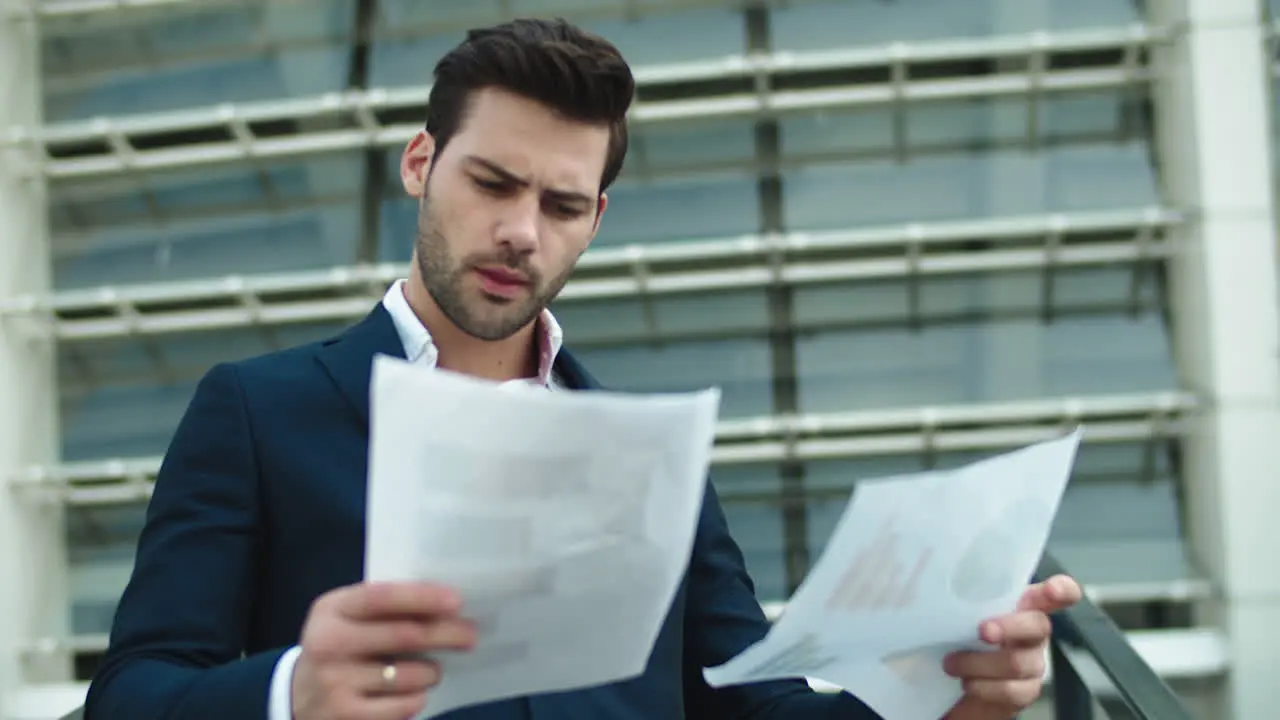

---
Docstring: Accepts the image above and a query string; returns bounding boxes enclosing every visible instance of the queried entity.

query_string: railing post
[1039,553,1195,720]
[0,0,73,710]
[1050,641,1094,720]
[1148,0,1280,716]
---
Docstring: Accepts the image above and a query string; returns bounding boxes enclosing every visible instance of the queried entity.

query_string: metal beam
[0,208,1179,342]
[0,1,72,698]
[746,1,809,595]
[7,26,1161,180]
[1151,1,1280,718]
[8,391,1196,507]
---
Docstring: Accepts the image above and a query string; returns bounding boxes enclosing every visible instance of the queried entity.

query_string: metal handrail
[1038,552,1197,720]
[56,551,1194,720]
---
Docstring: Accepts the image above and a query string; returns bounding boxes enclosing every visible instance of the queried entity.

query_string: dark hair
[425,18,635,193]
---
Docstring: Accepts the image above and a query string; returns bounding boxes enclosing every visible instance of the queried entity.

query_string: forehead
[445,87,612,195]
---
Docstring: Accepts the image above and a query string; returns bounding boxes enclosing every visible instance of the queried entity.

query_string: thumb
[1018,575,1082,613]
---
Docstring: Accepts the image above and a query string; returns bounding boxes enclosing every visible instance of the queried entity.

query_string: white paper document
[703,428,1083,720]
[363,355,721,719]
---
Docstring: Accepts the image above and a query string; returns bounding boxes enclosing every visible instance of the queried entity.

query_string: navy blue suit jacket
[84,305,882,720]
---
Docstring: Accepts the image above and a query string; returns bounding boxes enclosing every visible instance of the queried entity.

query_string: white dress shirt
[267,279,566,719]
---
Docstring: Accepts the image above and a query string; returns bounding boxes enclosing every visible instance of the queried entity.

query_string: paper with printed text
[364,355,720,719]
[703,429,1083,720]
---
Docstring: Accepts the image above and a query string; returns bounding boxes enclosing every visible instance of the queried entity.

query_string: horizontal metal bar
[1038,553,1198,720]
[1,207,1179,342]
[12,25,1159,180]
[712,418,1186,465]
[10,391,1196,506]
[33,0,221,19]
[35,0,816,83]
[47,123,1144,241]
[52,299,1172,403]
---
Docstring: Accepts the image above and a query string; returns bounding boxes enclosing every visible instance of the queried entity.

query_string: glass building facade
[2,0,1278,718]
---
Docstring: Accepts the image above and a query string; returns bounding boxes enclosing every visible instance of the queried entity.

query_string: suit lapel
[553,348,601,391]
[315,304,407,429]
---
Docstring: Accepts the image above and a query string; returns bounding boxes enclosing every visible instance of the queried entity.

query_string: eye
[473,177,508,194]
[547,203,585,220]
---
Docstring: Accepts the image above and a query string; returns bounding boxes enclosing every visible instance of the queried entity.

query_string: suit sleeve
[681,481,884,720]
[84,363,285,720]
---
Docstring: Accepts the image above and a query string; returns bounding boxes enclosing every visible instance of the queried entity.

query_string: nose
[494,193,540,256]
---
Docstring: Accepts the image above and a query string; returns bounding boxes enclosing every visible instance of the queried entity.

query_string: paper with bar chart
[702,428,1083,720]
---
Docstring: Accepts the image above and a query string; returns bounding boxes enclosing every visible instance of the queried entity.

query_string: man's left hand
[941,574,1084,720]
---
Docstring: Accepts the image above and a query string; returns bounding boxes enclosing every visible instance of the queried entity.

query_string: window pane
[783,92,1141,162]
[67,504,147,635]
[592,174,760,247]
[713,465,786,602]
[42,0,355,120]
[771,0,1141,53]
[794,307,1176,413]
[60,322,348,461]
[782,143,1160,232]
[554,290,770,346]
[571,338,774,419]
[52,153,365,289]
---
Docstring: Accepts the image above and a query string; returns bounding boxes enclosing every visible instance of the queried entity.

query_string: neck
[402,276,540,383]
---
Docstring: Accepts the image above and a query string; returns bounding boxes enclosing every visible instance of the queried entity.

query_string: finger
[336,618,478,658]
[338,691,430,720]
[944,647,1046,681]
[361,658,442,697]
[945,696,1015,720]
[959,677,1043,710]
[980,610,1052,647]
[1017,574,1083,613]
[337,582,463,621]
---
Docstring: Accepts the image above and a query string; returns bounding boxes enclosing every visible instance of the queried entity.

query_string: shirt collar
[380,279,563,387]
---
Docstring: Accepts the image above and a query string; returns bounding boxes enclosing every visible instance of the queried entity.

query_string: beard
[414,195,577,342]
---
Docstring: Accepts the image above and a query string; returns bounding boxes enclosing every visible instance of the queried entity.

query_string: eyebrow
[464,155,596,208]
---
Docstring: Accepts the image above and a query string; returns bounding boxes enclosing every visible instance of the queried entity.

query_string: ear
[400,130,436,198]
[588,192,609,245]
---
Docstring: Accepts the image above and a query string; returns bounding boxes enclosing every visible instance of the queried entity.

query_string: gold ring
[381,662,397,689]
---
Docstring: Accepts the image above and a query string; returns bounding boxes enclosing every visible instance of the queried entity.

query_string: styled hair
[425,18,636,192]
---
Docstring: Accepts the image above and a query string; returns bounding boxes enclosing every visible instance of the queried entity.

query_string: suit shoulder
[206,335,333,391]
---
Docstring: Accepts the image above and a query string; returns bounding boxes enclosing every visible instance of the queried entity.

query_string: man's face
[399,88,611,341]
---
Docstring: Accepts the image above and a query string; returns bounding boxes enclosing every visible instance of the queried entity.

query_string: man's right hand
[291,582,477,720]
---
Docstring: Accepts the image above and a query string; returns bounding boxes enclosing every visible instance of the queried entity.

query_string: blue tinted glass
[595,174,760,246]
[578,8,744,66]
[67,506,147,634]
[772,0,1141,52]
[555,291,770,347]
[712,465,786,602]
[794,304,1175,413]
[571,338,774,419]
[782,143,1158,232]
[783,92,1138,163]
[62,383,199,460]
[42,1,354,120]
[53,203,361,289]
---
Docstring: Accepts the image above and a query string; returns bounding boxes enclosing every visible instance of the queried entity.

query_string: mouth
[473,267,530,299]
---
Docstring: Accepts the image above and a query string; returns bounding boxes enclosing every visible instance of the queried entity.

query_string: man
[84,18,1080,720]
